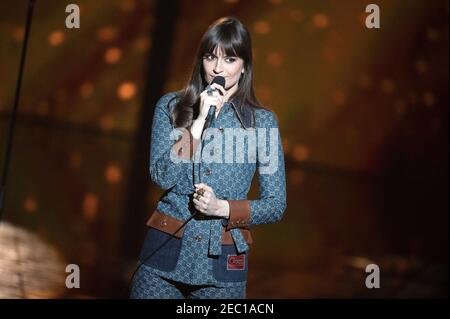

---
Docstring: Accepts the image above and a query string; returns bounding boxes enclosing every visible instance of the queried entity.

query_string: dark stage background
[0,0,448,298]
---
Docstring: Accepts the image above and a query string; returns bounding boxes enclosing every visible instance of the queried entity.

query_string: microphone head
[211,76,225,88]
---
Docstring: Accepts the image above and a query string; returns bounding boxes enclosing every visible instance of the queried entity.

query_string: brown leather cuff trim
[222,228,253,245]
[226,200,251,230]
[145,209,185,238]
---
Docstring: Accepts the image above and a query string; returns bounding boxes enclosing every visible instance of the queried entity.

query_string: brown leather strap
[146,210,185,238]
[146,209,252,244]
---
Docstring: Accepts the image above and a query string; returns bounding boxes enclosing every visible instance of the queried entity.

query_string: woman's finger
[198,195,209,205]
[194,198,207,208]
[210,83,226,96]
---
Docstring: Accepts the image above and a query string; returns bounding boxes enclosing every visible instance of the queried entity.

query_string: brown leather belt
[146,209,253,245]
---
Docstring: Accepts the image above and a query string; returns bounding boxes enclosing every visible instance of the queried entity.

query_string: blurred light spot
[256,85,272,101]
[134,36,151,52]
[254,21,271,35]
[289,8,304,22]
[291,144,309,162]
[323,46,337,62]
[99,115,116,131]
[423,91,435,107]
[69,151,82,169]
[289,169,304,186]
[118,82,137,100]
[97,26,118,42]
[331,90,347,106]
[48,31,65,46]
[313,14,329,28]
[166,81,181,92]
[358,74,372,89]
[83,193,98,222]
[346,256,374,270]
[104,47,122,64]
[282,138,291,154]
[36,101,49,117]
[415,60,428,74]
[80,82,94,99]
[266,51,284,67]
[381,79,395,94]
[393,257,410,273]
[24,197,37,214]
[426,28,439,42]
[119,0,137,12]
[394,99,407,115]
[12,27,24,42]
[105,164,122,184]
[0,222,66,298]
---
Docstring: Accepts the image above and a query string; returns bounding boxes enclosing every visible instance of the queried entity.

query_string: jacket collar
[229,97,255,129]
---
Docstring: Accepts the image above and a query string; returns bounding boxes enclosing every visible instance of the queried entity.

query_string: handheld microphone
[204,76,225,131]
[208,75,226,95]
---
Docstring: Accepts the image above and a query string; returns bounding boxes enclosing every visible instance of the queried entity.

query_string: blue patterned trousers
[130,264,246,299]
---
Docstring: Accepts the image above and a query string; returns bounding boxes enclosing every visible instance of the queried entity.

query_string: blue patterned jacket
[139,91,287,287]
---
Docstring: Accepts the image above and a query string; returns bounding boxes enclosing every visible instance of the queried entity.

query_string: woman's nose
[213,60,223,74]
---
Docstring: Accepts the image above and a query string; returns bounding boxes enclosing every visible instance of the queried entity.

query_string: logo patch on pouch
[227,255,245,270]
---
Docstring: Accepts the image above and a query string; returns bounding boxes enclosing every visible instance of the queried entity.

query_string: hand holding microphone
[190,76,226,140]
[198,76,226,121]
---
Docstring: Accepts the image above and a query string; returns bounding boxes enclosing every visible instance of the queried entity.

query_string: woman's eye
[204,54,215,61]
[225,57,236,63]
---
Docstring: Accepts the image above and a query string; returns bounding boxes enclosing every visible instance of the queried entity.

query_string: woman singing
[130,16,287,299]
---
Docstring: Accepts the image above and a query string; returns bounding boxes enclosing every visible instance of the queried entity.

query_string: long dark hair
[172,17,265,128]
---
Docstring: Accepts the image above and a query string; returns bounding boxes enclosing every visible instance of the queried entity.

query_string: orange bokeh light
[105,47,122,64]
[117,82,137,100]
[83,193,99,221]
[105,164,122,184]
[313,14,329,29]
[48,31,65,46]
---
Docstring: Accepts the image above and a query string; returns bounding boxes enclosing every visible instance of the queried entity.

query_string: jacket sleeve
[149,94,201,190]
[226,110,287,230]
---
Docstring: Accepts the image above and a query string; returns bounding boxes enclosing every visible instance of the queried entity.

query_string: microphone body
[203,76,225,131]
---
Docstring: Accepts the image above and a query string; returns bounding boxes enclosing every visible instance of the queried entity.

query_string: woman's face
[202,46,244,90]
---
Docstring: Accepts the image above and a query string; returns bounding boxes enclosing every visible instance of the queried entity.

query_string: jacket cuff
[225,200,250,230]
[171,127,201,160]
